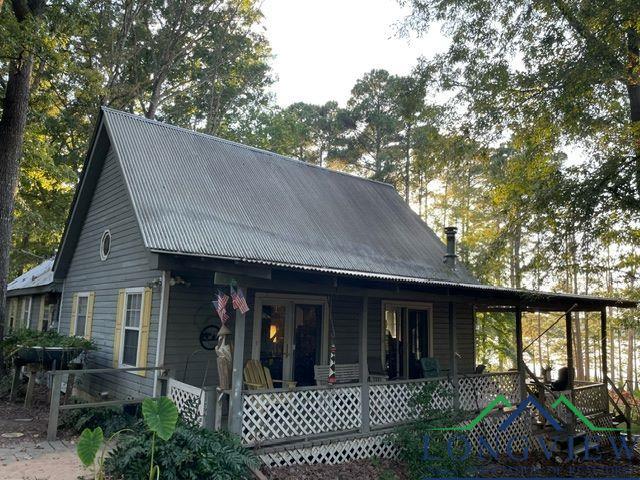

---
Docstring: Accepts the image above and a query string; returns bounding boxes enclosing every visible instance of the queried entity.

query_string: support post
[448,301,459,407]
[565,311,576,435]
[360,295,370,433]
[228,307,246,436]
[600,308,608,380]
[47,372,63,441]
[9,363,21,402]
[515,306,526,402]
[565,311,574,388]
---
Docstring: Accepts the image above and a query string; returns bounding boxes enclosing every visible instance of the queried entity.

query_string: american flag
[213,291,230,323]
[231,286,250,314]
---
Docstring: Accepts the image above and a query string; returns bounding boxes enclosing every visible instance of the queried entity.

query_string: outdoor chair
[314,364,387,386]
[551,366,574,391]
[420,357,441,378]
[243,359,296,390]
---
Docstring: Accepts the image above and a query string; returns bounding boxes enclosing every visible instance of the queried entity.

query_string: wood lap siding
[164,270,221,388]
[59,147,161,398]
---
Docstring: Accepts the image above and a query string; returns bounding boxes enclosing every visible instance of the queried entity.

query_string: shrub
[1,329,96,356]
[104,419,257,480]
[393,381,478,478]
[61,403,139,437]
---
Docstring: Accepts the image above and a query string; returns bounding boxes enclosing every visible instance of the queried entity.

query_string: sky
[260,0,447,107]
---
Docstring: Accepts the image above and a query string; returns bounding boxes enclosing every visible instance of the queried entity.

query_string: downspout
[153,270,170,397]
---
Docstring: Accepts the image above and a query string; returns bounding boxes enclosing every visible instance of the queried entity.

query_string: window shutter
[69,294,79,336]
[37,296,46,331]
[135,287,153,377]
[85,292,95,340]
[113,289,126,368]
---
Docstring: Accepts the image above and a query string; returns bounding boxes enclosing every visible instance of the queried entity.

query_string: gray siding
[163,284,477,388]
[60,147,161,398]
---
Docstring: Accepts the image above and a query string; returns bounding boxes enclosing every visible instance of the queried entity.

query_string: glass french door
[253,295,328,387]
[383,302,432,380]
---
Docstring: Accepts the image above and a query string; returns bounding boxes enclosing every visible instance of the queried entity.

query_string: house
[6,258,61,333]
[50,107,637,465]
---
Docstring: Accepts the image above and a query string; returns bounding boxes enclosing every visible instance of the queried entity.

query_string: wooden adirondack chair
[243,360,296,390]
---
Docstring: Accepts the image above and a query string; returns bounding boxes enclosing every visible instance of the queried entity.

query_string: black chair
[551,366,574,391]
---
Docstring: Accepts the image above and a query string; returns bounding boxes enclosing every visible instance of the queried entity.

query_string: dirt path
[0,439,85,480]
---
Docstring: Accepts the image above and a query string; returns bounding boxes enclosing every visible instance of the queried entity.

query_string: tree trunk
[584,313,590,381]
[537,312,544,374]
[404,123,411,203]
[626,27,640,193]
[617,328,623,388]
[627,328,635,391]
[0,52,35,339]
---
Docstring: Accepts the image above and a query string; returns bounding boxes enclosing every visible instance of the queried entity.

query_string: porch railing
[571,382,608,416]
[166,378,216,429]
[240,371,520,447]
[242,383,361,446]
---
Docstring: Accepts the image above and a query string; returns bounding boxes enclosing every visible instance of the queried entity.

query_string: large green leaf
[77,427,103,467]
[142,397,178,441]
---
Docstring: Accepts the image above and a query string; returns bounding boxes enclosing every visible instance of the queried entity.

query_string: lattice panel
[242,386,361,446]
[572,384,608,416]
[259,433,396,467]
[458,372,520,411]
[369,378,452,427]
[456,409,533,454]
[167,378,206,427]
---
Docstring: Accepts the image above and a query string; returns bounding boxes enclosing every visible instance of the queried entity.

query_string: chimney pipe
[444,226,458,268]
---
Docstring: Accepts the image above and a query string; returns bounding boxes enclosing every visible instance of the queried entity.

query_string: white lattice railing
[571,382,608,416]
[166,378,215,428]
[240,371,521,446]
[369,377,453,428]
[242,384,361,446]
[458,371,521,411]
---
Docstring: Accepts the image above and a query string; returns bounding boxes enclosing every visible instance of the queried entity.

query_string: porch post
[600,308,608,381]
[360,295,370,433]
[565,311,574,388]
[515,306,526,401]
[229,307,246,436]
[448,301,459,407]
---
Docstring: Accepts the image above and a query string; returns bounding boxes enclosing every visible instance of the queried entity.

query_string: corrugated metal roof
[102,108,479,285]
[8,258,55,292]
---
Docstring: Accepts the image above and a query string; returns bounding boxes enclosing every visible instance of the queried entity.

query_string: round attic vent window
[100,230,111,261]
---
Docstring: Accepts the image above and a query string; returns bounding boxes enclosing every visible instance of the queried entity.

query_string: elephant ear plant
[77,397,179,480]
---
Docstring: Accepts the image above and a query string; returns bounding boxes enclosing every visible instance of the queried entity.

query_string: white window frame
[251,293,330,382]
[381,300,434,379]
[21,296,32,328]
[74,292,91,337]
[119,287,145,368]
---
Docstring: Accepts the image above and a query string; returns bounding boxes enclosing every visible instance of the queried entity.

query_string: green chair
[420,357,441,378]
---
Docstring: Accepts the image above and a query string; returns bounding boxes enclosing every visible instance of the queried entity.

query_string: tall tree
[401,0,640,210]
[0,0,46,336]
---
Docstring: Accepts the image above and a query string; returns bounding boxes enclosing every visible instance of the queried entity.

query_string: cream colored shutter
[112,289,126,367]
[84,292,95,339]
[135,287,153,377]
[69,293,79,336]
[37,296,46,331]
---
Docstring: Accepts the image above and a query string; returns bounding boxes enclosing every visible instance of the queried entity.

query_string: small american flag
[213,291,230,323]
[231,286,250,314]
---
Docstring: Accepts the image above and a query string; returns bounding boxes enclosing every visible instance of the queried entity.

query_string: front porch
[152,259,631,465]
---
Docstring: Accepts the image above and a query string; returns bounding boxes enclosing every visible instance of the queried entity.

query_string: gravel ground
[264,458,408,480]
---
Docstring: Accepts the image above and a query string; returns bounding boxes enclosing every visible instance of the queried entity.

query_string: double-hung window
[21,297,32,328]
[121,289,143,367]
[74,294,89,337]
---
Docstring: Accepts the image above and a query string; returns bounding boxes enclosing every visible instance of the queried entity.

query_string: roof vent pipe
[444,226,458,268]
